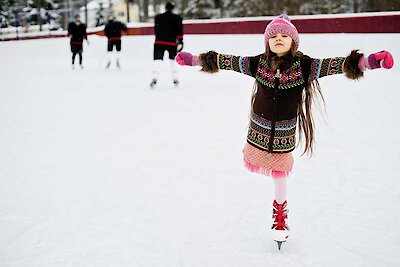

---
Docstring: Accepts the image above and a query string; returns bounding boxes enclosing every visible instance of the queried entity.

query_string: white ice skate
[271,200,290,250]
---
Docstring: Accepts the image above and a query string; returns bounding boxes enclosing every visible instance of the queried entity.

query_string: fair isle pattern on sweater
[255,58,304,89]
[217,54,253,76]
[247,113,297,153]
[215,52,351,154]
[309,57,346,81]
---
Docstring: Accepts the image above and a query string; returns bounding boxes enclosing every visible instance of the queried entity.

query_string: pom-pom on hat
[264,14,299,50]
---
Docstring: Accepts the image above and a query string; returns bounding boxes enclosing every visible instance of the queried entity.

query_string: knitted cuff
[192,56,202,66]
[367,54,381,69]
[358,56,367,72]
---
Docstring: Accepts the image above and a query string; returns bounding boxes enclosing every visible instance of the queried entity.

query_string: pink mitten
[360,50,394,70]
[175,52,201,66]
[374,50,394,69]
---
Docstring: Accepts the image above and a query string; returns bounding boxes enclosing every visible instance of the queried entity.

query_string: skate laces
[272,200,289,230]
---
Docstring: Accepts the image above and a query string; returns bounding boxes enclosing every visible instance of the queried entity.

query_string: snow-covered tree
[0,0,9,12]
[222,0,269,17]
[95,2,105,26]
[363,0,400,12]
[184,0,218,19]
[0,11,9,27]
[0,0,16,27]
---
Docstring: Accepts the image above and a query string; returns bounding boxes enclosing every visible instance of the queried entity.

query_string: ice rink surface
[1,33,400,266]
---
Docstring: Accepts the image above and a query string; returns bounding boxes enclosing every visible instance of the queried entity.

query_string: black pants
[70,44,83,64]
[107,40,122,52]
[153,44,177,60]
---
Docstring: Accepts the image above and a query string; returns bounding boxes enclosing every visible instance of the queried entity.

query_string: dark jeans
[70,44,83,64]
[107,40,122,52]
[153,44,177,60]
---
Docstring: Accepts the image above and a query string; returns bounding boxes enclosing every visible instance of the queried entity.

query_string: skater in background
[68,15,88,69]
[175,14,394,249]
[104,14,128,69]
[150,2,184,88]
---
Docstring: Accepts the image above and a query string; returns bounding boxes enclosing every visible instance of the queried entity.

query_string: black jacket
[154,11,183,46]
[104,20,128,40]
[68,22,87,44]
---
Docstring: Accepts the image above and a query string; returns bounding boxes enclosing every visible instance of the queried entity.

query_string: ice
[1,33,400,266]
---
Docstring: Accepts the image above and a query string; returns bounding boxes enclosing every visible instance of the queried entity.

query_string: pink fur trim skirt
[242,143,293,178]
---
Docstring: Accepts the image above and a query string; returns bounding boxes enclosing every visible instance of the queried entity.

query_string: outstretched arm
[175,51,260,78]
[309,50,394,82]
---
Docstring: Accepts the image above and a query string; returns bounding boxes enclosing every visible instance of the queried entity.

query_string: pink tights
[273,177,287,204]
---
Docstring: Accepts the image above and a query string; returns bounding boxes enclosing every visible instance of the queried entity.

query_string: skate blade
[276,240,286,250]
[150,80,157,89]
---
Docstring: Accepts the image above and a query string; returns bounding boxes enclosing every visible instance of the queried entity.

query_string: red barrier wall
[295,15,400,33]
[147,14,400,35]
[2,13,399,41]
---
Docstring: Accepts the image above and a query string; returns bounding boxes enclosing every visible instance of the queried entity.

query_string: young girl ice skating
[175,14,394,249]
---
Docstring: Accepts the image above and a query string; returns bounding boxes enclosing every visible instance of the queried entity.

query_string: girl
[175,14,394,250]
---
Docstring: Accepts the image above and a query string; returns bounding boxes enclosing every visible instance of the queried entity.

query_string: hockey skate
[271,200,290,250]
[150,79,157,88]
[116,59,120,69]
[105,60,111,69]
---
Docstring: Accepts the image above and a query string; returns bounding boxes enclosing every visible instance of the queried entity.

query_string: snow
[1,33,400,266]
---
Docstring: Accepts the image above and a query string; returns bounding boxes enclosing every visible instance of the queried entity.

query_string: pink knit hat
[264,14,299,50]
